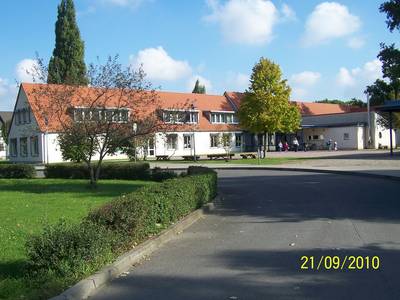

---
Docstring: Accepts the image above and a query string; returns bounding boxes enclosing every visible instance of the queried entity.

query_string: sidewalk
[150,150,400,179]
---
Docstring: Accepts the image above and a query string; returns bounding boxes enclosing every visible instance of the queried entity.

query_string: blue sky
[0,0,397,110]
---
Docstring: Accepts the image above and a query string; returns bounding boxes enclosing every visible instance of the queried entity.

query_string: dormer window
[73,107,129,123]
[210,111,238,124]
[162,109,199,124]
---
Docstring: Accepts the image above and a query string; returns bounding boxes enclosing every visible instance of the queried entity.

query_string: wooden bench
[182,155,200,161]
[156,155,170,161]
[207,153,235,160]
[240,152,257,159]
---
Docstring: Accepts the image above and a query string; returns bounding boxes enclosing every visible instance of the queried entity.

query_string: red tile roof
[21,83,240,133]
[225,91,365,116]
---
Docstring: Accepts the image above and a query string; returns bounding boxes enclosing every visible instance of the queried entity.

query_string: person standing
[334,141,338,151]
[283,141,289,152]
[293,137,299,152]
[278,140,283,152]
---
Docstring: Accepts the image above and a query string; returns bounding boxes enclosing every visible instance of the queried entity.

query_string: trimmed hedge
[45,162,150,180]
[0,164,35,179]
[25,167,217,280]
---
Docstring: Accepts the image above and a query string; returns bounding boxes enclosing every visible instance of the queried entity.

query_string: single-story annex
[6,83,397,163]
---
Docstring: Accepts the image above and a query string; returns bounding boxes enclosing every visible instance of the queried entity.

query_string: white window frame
[235,133,242,148]
[20,137,28,157]
[210,134,219,148]
[30,136,39,157]
[166,134,178,150]
[183,134,192,149]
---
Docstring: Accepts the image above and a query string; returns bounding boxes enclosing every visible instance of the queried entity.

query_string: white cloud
[336,59,382,88]
[187,75,213,93]
[281,3,296,21]
[204,0,279,45]
[225,72,250,91]
[15,59,40,83]
[291,87,307,100]
[347,36,365,49]
[290,71,321,86]
[303,2,361,46]
[0,78,18,111]
[129,46,192,81]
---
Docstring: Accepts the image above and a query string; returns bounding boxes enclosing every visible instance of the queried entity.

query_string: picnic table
[240,152,257,159]
[156,155,170,161]
[207,153,235,160]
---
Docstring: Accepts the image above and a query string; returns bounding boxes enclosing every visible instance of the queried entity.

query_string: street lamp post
[132,122,138,162]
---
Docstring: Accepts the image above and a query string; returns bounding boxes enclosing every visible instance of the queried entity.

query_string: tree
[364,79,395,105]
[47,0,88,85]
[238,57,301,156]
[192,79,206,94]
[315,98,367,107]
[31,56,164,187]
[378,43,400,99]
[380,0,400,32]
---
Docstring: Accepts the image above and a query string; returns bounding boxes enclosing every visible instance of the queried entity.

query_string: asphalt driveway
[91,170,400,300]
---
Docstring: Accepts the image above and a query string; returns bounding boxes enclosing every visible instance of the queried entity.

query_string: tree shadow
[215,171,400,223]
[93,244,400,300]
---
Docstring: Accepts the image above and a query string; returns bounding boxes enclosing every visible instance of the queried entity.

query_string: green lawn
[0,179,152,299]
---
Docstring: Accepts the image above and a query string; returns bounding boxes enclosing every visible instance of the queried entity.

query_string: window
[210,112,238,124]
[0,142,4,152]
[235,133,242,148]
[163,110,198,124]
[222,133,231,147]
[210,134,219,148]
[166,134,178,150]
[379,132,382,139]
[30,136,39,157]
[20,137,28,157]
[186,112,198,123]
[10,139,17,156]
[183,134,192,149]
[344,133,350,140]
[312,135,319,140]
[73,108,129,123]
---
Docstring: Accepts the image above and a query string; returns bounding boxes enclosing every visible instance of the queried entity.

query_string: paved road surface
[91,170,400,300]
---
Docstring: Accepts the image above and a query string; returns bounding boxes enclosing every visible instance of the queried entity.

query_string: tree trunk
[263,132,267,158]
[89,165,96,188]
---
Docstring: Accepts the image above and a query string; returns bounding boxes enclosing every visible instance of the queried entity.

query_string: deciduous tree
[238,57,300,156]
[31,56,164,187]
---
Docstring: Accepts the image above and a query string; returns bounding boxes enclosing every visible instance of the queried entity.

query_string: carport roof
[375,100,400,112]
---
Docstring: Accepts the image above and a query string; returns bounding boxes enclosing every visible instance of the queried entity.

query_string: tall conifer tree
[48,0,88,85]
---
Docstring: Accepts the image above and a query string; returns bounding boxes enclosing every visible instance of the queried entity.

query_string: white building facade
[6,84,397,164]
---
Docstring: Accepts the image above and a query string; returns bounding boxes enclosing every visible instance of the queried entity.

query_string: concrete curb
[50,202,215,300]
[156,166,400,182]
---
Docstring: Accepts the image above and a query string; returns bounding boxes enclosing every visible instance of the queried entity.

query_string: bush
[0,164,35,179]
[26,167,217,290]
[87,169,217,241]
[45,162,150,180]
[150,167,178,182]
[26,220,114,277]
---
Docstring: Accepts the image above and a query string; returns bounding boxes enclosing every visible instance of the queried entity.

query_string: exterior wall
[8,90,44,163]
[155,131,244,157]
[371,113,396,149]
[0,127,6,159]
[302,126,363,150]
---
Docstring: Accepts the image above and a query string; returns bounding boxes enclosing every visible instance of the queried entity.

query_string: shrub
[87,170,217,241]
[0,164,35,179]
[45,162,150,180]
[150,167,177,182]
[25,167,217,293]
[26,220,114,277]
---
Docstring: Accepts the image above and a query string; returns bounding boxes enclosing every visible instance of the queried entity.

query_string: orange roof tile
[21,83,240,133]
[225,91,365,116]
